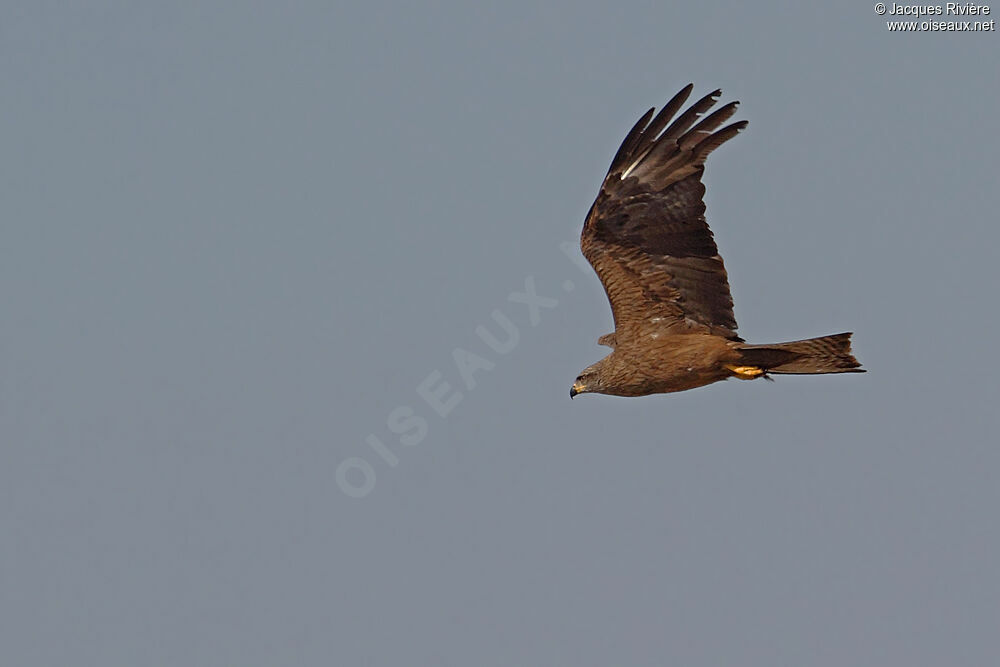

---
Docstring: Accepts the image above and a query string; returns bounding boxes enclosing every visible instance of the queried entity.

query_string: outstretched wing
[581,85,747,343]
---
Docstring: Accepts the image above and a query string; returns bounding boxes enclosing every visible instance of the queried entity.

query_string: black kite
[570,85,863,398]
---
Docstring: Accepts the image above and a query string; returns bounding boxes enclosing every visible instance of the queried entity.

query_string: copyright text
[875,3,996,30]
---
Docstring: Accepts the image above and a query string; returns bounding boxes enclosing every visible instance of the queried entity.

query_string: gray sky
[2,2,998,665]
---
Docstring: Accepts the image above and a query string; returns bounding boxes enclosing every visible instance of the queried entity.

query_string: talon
[726,364,765,379]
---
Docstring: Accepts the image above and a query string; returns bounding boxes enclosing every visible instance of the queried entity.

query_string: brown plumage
[570,85,864,399]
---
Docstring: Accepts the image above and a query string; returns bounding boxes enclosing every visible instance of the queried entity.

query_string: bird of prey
[570,85,863,398]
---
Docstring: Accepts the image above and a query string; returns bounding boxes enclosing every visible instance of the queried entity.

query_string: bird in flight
[570,84,863,398]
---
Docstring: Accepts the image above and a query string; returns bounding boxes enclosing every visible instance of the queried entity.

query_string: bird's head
[570,366,603,399]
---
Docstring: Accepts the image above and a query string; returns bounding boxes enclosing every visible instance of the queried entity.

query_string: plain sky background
[2,2,998,665]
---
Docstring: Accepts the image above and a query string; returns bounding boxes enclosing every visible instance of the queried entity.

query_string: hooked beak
[570,381,585,399]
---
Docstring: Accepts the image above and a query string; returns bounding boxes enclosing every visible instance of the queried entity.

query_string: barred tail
[738,332,864,375]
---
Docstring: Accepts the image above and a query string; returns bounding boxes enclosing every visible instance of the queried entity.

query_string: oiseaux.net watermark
[335,237,590,499]
[875,2,996,30]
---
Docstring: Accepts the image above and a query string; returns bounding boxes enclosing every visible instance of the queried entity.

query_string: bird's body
[580,332,737,396]
[571,85,863,399]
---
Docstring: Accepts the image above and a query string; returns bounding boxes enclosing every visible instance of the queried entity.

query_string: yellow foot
[726,364,765,380]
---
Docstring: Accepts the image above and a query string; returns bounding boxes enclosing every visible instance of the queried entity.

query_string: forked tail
[737,332,864,375]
